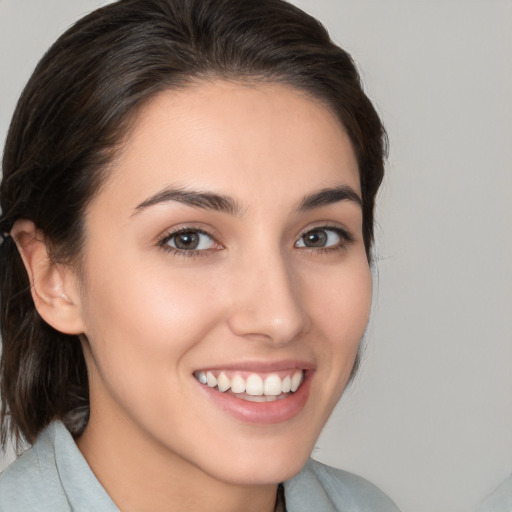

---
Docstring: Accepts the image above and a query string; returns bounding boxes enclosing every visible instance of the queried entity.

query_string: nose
[227,250,309,346]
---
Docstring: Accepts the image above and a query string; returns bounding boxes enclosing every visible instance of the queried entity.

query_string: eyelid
[156,222,220,243]
[155,222,354,257]
[157,224,223,255]
[297,223,354,240]
[295,224,355,249]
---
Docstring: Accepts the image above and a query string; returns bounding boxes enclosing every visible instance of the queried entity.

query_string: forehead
[94,80,360,211]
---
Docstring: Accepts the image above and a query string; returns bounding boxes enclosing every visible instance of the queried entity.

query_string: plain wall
[1,1,511,511]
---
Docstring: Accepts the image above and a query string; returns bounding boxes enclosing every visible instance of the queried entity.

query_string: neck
[77,409,278,512]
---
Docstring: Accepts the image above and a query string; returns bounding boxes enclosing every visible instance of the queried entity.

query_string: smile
[193,370,305,402]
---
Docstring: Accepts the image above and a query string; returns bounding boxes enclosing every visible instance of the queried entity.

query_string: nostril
[227,309,307,346]
[226,257,308,343]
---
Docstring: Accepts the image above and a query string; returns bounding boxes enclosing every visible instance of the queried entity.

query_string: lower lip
[198,371,313,424]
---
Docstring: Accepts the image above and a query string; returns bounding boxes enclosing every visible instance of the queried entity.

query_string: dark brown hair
[0,0,387,447]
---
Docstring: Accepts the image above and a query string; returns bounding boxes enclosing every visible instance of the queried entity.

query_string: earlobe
[11,219,85,335]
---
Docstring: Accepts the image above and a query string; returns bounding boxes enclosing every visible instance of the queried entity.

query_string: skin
[15,81,372,512]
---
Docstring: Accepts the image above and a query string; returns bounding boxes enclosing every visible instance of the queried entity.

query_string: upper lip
[194,360,315,373]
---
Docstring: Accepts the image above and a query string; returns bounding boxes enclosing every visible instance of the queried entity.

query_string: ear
[11,219,85,335]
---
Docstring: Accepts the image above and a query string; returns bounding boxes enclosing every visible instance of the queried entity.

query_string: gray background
[0,1,511,511]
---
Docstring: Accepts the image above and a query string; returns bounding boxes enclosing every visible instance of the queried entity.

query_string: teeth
[195,370,304,397]
[264,374,282,396]
[291,372,302,392]
[230,374,245,394]
[237,394,279,402]
[217,372,231,392]
[206,371,217,388]
[281,375,291,393]
[246,374,263,396]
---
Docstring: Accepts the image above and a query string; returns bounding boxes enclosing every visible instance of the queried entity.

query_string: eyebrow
[296,185,362,211]
[133,184,362,217]
[133,188,243,216]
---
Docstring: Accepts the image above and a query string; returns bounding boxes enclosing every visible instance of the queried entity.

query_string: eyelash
[157,227,219,258]
[157,225,354,258]
[296,225,354,254]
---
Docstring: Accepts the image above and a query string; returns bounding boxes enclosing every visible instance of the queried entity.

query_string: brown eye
[174,231,199,250]
[165,230,215,251]
[301,229,328,247]
[295,228,345,249]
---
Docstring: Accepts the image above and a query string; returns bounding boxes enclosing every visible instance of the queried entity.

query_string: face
[76,81,372,486]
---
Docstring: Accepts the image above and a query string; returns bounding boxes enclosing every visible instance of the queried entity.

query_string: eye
[295,227,349,249]
[160,229,216,252]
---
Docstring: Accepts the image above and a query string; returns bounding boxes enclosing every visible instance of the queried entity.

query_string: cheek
[79,256,224,385]
[311,262,372,343]
[307,261,372,387]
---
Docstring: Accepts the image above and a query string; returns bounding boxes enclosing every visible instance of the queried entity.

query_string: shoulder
[474,473,512,512]
[284,459,400,512]
[0,424,70,511]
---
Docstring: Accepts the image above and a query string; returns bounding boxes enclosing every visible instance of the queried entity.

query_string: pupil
[175,232,199,250]
[305,230,326,247]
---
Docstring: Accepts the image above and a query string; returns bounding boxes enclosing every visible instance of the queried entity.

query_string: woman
[0,0,399,510]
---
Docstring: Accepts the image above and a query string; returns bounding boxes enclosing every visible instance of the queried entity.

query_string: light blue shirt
[0,422,400,511]
[474,474,512,512]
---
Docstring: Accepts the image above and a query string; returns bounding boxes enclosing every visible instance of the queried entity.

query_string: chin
[199,432,316,486]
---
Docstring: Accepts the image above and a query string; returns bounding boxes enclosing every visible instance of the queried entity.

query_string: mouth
[193,369,305,402]
[193,365,313,424]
